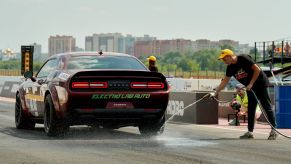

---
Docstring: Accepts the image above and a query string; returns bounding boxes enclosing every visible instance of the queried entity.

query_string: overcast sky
[0,0,290,53]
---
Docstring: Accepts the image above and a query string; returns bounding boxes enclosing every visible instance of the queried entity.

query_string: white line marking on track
[0,96,15,103]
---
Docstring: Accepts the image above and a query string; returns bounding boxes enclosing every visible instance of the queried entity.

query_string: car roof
[48,51,135,60]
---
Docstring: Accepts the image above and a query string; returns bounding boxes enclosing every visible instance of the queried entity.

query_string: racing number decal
[166,100,184,116]
[25,92,44,116]
[29,99,37,111]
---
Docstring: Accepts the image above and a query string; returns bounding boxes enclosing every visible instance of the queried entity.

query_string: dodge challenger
[15,52,170,137]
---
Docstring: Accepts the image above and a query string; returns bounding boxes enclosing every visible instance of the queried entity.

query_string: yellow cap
[147,55,156,61]
[218,49,234,59]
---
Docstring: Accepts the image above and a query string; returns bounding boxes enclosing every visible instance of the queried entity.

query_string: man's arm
[215,76,231,94]
[246,64,260,91]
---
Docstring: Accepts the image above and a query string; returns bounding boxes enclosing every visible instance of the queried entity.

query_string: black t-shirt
[226,55,269,87]
[149,66,158,72]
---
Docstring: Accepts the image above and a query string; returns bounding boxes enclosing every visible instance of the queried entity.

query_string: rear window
[67,55,147,70]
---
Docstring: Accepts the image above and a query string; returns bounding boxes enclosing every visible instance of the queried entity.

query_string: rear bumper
[63,91,169,112]
[74,108,162,114]
[57,90,169,125]
[66,108,165,126]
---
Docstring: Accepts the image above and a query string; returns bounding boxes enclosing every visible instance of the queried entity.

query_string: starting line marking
[0,97,15,103]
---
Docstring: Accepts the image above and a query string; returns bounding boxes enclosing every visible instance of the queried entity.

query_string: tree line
[0,46,257,73]
[0,59,43,72]
[139,49,227,72]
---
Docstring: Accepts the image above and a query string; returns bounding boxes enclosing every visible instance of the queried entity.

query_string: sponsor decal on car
[58,72,70,80]
[91,93,150,100]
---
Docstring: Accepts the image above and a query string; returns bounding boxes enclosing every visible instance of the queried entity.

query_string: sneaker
[268,130,278,140]
[229,118,240,126]
[239,132,254,139]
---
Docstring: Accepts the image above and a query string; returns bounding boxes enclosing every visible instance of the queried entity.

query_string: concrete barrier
[0,81,21,98]
[166,91,218,124]
[0,76,22,98]
[166,78,221,91]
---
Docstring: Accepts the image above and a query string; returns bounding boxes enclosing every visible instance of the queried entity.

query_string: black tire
[44,94,69,137]
[15,94,35,129]
[139,114,165,136]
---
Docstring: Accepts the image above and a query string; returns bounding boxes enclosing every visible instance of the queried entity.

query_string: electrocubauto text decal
[91,93,150,100]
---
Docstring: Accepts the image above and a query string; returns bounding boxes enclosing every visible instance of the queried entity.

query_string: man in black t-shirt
[215,49,277,140]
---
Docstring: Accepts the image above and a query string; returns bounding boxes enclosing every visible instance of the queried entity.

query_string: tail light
[90,82,108,88]
[148,82,165,89]
[71,81,108,89]
[72,82,89,88]
[130,82,165,89]
[130,82,147,89]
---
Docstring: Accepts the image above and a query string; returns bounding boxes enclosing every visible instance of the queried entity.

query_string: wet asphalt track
[0,101,291,164]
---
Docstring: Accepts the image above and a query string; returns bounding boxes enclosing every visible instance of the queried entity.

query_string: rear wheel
[44,94,69,137]
[15,94,35,129]
[138,114,165,136]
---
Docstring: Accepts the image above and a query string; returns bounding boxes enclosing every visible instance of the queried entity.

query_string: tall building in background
[134,41,152,57]
[85,33,156,55]
[83,33,248,56]
[134,39,191,57]
[85,33,124,53]
[192,39,212,51]
[124,34,136,55]
[48,35,76,56]
[191,39,241,52]
[85,36,93,51]
[30,43,42,61]
[218,39,239,51]
[135,34,156,42]
[124,35,156,56]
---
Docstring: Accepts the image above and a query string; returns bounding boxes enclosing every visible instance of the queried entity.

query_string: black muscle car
[15,52,170,136]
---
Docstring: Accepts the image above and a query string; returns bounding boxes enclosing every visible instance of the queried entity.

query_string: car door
[26,58,58,117]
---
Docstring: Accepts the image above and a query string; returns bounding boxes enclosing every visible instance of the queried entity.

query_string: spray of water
[154,93,213,146]
[161,93,212,130]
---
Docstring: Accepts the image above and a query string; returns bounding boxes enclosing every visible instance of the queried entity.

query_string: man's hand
[212,90,219,97]
[246,83,253,91]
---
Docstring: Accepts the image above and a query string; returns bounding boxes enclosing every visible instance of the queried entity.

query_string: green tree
[177,57,199,71]
[0,60,20,69]
[164,64,177,72]
[33,61,43,72]
[161,52,182,64]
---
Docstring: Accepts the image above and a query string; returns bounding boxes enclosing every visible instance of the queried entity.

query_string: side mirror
[24,71,33,78]
[24,71,36,82]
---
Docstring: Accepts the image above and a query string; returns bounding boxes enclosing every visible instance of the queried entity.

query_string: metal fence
[0,69,21,76]
[255,40,291,65]
[162,70,224,79]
